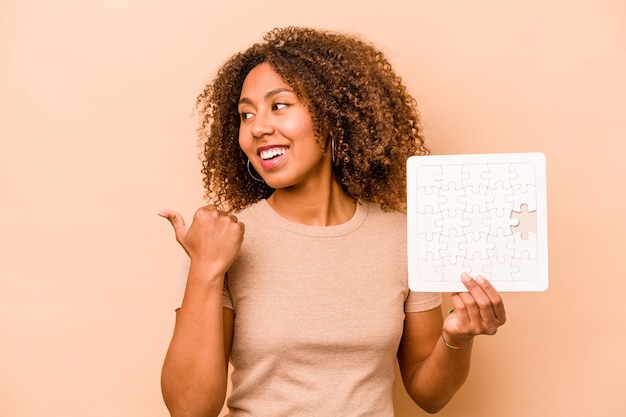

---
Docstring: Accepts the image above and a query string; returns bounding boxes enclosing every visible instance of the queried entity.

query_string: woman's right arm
[159,207,244,417]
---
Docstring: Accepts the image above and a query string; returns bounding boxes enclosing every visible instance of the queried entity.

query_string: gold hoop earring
[331,138,336,165]
[246,159,264,182]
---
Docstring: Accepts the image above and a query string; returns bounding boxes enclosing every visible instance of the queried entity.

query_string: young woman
[159,26,506,417]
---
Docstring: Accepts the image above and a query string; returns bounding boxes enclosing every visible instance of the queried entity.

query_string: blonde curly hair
[195,26,428,212]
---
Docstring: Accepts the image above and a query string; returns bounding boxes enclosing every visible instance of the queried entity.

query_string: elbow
[163,396,224,417]
[406,389,453,415]
[161,377,226,417]
[417,399,450,415]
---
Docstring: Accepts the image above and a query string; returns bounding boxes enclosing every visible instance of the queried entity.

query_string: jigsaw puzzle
[407,153,548,292]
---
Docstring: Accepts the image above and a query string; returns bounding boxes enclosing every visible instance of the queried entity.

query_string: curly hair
[195,26,428,213]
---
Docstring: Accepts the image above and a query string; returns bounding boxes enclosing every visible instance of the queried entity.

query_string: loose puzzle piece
[407,153,548,292]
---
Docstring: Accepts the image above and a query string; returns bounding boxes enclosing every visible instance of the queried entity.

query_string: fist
[159,205,245,273]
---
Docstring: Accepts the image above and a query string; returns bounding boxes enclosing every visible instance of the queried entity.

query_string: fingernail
[461,273,472,282]
[476,275,486,284]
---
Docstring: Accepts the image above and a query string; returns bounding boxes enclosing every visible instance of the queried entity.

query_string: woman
[159,26,505,417]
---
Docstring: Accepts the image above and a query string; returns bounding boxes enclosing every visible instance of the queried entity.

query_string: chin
[262,175,298,190]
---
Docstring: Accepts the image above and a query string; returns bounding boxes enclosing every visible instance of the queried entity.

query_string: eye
[240,111,254,121]
[272,103,288,111]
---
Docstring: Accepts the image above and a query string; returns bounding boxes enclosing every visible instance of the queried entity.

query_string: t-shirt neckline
[252,199,369,238]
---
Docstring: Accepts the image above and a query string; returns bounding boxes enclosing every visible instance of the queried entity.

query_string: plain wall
[1,1,625,416]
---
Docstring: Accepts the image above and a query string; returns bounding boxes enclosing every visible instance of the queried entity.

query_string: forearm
[400,276,506,413]
[401,332,473,414]
[161,262,229,417]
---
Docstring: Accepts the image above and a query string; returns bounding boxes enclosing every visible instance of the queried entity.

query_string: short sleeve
[404,290,442,313]
[173,255,233,311]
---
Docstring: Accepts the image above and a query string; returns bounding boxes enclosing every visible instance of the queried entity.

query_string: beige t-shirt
[176,200,441,416]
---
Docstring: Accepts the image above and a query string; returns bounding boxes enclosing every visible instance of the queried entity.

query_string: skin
[159,63,506,417]
[237,63,356,226]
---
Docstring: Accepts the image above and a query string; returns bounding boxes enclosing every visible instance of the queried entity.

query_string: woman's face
[237,63,331,191]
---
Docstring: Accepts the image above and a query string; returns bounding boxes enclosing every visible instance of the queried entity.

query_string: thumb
[158,209,188,246]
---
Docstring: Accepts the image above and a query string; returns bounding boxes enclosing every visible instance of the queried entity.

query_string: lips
[258,146,288,169]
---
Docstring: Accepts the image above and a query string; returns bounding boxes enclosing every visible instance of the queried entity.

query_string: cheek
[287,115,317,143]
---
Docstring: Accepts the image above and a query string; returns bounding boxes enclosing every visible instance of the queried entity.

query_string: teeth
[260,147,287,160]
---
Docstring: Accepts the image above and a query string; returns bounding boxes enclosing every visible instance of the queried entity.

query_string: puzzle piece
[416,186,444,214]
[435,209,470,236]
[507,231,538,259]
[459,185,494,213]
[416,205,443,238]
[509,163,536,191]
[481,163,518,189]
[416,165,443,189]
[483,208,518,236]
[459,232,496,259]
[511,184,537,212]
[438,184,466,212]
[512,252,538,281]
[485,182,515,215]
[484,255,520,282]
[461,164,490,193]
[438,229,467,259]
[435,256,468,281]
[434,165,469,190]
[461,206,491,239]
[416,232,447,260]
[463,250,491,277]
[486,230,516,263]
[417,252,444,281]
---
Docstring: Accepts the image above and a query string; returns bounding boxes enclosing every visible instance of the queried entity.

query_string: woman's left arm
[397,273,506,414]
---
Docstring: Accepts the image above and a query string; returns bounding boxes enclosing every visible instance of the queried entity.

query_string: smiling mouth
[259,147,288,161]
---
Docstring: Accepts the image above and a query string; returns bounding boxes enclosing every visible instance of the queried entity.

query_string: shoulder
[232,199,267,223]
[357,202,407,247]
[362,202,406,228]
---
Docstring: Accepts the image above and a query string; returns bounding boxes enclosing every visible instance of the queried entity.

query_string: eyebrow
[238,88,295,105]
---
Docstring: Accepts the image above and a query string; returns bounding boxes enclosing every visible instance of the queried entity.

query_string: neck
[267,180,356,226]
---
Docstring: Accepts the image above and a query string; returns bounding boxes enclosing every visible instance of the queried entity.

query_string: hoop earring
[246,159,264,182]
[331,138,336,165]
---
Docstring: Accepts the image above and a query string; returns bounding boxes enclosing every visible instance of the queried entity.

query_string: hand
[442,273,506,346]
[158,205,245,274]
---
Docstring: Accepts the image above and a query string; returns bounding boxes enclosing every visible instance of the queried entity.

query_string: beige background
[1,0,624,416]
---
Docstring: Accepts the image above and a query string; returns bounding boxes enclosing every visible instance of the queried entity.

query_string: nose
[250,111,275,139]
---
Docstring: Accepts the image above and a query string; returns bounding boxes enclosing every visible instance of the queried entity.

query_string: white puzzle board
[407,152,548,292]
